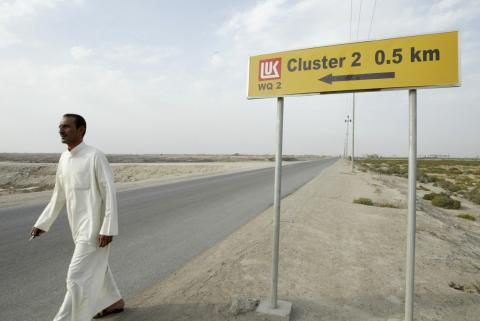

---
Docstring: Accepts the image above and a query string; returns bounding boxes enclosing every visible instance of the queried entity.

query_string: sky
[0,0,479,157]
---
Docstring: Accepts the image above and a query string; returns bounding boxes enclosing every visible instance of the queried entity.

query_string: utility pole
[351,93,356,171]
[344,115,352,159]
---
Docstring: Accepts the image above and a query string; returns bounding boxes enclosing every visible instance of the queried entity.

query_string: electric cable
[349,0,354,41]
[368,0,377,39]
[356,0,363,40]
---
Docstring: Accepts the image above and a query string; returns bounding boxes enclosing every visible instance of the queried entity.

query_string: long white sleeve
[34,164,66,232]
[95,153,118,236]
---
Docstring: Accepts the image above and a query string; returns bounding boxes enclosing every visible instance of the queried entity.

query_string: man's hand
[98,235,113,248]
[30,227,45,238]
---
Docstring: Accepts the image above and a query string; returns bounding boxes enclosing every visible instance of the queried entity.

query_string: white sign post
[256,97,293,318]
[405,89,417,321]
[271,96,284,308]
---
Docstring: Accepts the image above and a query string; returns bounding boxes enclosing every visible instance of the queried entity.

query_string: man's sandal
[93,308,124,319]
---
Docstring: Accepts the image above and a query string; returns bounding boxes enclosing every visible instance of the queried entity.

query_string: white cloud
[99,45,181,65]
[0,0,68,23]
[70,46,93,60]
[0,0,62,20]
[208,51,223,68]
[231,0,286,34]
[68,45,181,66]
[0,27,20,46]
[0,0,83,48]
[217,0,479,53]
[218,0,349,51]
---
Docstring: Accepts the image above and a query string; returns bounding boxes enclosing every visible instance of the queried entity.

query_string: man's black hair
[63,113,87,136]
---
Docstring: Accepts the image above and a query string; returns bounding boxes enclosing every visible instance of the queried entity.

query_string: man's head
[59,114,86,148]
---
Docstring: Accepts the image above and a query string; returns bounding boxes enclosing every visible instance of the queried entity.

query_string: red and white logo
[259,58,281,80]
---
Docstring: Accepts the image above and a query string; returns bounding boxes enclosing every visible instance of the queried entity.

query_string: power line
[349,0,353,41]
[368,0,377,39]
[356,0,363,40]
[346,0,354,119]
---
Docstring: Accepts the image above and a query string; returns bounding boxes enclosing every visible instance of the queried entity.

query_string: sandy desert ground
[0,160,276,208]
[2,156,479,320]
[100,159,480,321]
[0,153,324,208]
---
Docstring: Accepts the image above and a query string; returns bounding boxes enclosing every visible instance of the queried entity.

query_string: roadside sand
[0,162,273,208]
[107,159,480,321]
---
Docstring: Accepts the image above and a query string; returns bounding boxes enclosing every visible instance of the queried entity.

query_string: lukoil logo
[259,58,281,80]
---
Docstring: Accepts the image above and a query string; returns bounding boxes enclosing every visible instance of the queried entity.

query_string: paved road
[0,158,337,321]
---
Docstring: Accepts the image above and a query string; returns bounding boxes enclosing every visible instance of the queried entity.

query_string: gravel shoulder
[107,159,480,321]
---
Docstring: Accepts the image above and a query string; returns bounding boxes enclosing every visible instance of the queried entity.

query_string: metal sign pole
[257,97,292,318]
[270,96,284,309]
[405,89,417,321]
[351,93,356,172]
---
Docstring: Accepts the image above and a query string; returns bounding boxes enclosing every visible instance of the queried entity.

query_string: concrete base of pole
[256,300,292,320]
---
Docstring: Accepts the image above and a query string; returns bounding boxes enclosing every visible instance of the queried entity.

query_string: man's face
[59,117,84,145]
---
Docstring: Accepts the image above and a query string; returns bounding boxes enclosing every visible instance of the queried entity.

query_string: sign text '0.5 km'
[247,31,459,98]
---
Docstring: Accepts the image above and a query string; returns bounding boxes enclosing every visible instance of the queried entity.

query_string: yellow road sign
[247,31,459,98]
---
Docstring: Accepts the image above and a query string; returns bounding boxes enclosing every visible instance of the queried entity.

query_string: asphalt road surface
[0,158,337,321]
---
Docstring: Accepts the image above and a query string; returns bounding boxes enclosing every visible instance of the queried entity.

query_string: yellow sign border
[247,31,460,99]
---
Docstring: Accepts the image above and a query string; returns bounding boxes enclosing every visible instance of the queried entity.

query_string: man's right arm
[32,162,66,234]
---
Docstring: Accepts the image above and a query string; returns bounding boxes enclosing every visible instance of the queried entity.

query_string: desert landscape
[0,154,321,208]
[2,2,478,320]
[85,158,480,321]
[2,155,480,320]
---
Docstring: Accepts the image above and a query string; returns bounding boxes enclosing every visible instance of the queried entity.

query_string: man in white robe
[31,114,124,320]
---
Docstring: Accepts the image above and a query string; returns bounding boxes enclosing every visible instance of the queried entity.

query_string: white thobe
[34,142,122,321]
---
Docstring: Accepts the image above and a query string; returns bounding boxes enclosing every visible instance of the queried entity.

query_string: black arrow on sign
[319,72,395,84]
